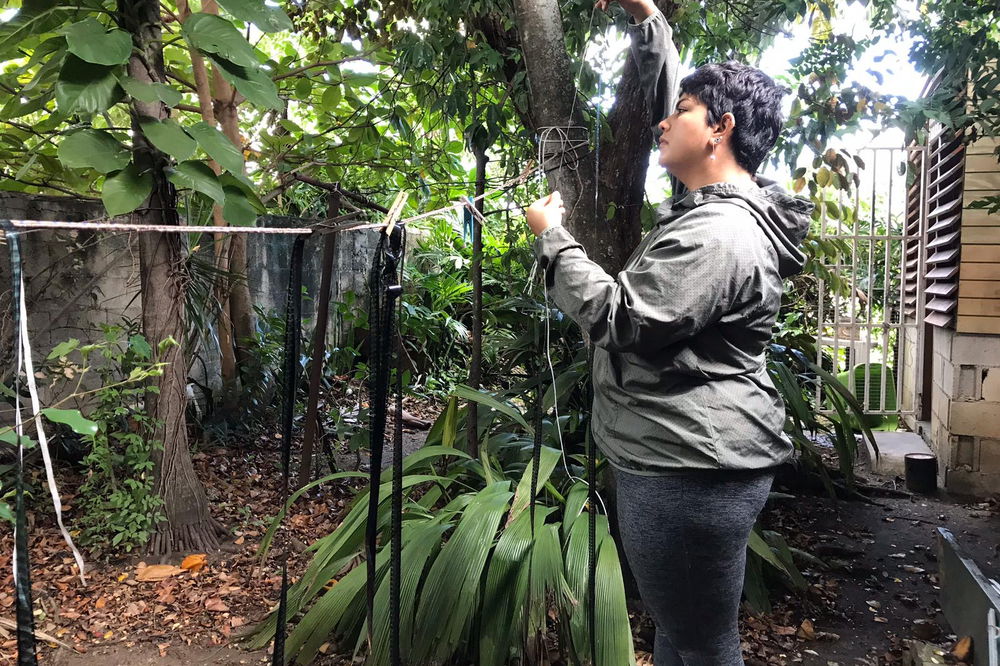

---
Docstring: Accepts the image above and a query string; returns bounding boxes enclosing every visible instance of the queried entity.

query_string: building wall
[958,136,1000,334]
[929,326,1000,496]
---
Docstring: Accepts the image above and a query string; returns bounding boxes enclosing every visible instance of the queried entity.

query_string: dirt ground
[784,490,998,665]
[4,428,997,665]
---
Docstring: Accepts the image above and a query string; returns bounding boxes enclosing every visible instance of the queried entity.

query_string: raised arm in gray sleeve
[627,10,681,144]
[532,213,750,354]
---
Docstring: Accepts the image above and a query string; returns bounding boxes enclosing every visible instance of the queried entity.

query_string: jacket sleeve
[627,10,682,143]
[533,213,751,354]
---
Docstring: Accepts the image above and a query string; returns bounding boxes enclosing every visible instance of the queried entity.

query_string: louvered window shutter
[923,125,965,328]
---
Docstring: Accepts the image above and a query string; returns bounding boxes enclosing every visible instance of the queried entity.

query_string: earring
[709,137,721,160]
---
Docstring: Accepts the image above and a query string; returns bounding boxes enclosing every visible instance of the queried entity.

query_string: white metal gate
[815,146,925,419]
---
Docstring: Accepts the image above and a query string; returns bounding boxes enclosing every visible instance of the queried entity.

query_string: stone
[950,401,1000,439]
[983,367,1000,402]
[951,332,1000,365]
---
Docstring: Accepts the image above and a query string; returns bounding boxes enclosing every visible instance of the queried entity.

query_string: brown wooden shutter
[903,146,924,319]
[923,125,965,328]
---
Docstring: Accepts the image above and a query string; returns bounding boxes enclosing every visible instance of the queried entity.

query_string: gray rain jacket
[533,11,813,474]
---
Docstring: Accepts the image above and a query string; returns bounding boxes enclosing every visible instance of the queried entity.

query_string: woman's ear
[716,111,737,138]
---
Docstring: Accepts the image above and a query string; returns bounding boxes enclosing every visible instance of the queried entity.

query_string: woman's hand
[525,191,566,237]
[595,0,657,21]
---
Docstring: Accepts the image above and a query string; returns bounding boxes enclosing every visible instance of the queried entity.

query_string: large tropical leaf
[411,482,513,663]
[182,12,260,68]
[101,163,152,216]
[507,444,560,525]
[57,128,130,173]
[479,509,546,666]
[139,118,196,162]
[215,0,293,33]
[118,76,182,108]
[55,55,123,115]
[63,17,131,66]
[208,55,283,111]
[167,160,225,203]
[451,384,531,432]
[41,408,98,437]
[186,121,244,174]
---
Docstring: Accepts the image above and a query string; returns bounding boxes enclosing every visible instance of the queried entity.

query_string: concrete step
[862,430,935,478]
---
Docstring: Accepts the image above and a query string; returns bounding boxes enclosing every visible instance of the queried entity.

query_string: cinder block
[950,332,1000,366]
[950,401,1000,439]
[982,368,1000,402]
[978,438,1000,473]
[931,383,949,422]
[934,327,954,361]
[944,468,1000,497]
[957,365,978,399]
[953,435,978,470]
[941,358,956,394]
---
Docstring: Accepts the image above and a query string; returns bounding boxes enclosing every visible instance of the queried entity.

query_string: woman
[524,1,812,664]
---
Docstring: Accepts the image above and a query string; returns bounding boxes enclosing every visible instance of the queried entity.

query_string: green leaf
[139,118,196,162]
[57,129,130,173]
[321,85,342,112]
[219,172,264,211]
[451,384,530,432]
[412,483,513,663]
[64,17,132,66]
[128,334,152,360]
[0,0,72,58]
[0,428,37,449]
[55,55,123,116]
[41,408,98,437]
[508,446,560,525]
[47,338,80,360]
[441,395,458,448]
[168,160,225,203]
[183,13,260,68]
[102,163,152,216]
[479,509,545,666]
[215,0,293,33]
[208,55,283,111]
[0,500,12,524]
[747,528,791,576]
[222,185,256,225]
[118,76,182,108]
[186,121,244,174]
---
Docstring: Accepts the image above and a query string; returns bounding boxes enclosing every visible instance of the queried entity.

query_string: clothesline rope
[3,162,541,238]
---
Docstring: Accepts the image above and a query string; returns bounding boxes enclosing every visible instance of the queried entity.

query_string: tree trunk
[202,0,257,375]
[510,0,651,274]
[176,0,239,400]
[118,0,227,556]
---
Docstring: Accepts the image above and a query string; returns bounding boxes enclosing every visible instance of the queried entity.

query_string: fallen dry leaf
[204,597,229,613]
[136,564,184,582]
[952,636,972,660]
[180,553,207,573]
[797,619,816,640]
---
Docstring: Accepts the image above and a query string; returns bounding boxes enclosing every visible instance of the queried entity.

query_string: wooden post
[297,191,341,488]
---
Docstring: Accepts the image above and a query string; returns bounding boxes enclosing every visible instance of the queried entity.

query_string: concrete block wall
[900,324,921,432]
[930,326,1000,495]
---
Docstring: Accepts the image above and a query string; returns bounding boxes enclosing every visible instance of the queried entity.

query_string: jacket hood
[656,176,813,278]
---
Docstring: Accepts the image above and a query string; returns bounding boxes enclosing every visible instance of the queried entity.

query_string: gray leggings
[613,467,774,666]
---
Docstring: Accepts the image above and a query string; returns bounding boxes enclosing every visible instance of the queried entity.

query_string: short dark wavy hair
[679,61,787,174]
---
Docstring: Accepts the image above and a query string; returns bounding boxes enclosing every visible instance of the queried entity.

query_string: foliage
[40,324,169,554]
[248,398,636,665]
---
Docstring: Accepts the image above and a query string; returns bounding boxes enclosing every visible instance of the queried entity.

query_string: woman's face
[656,93,714,173]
